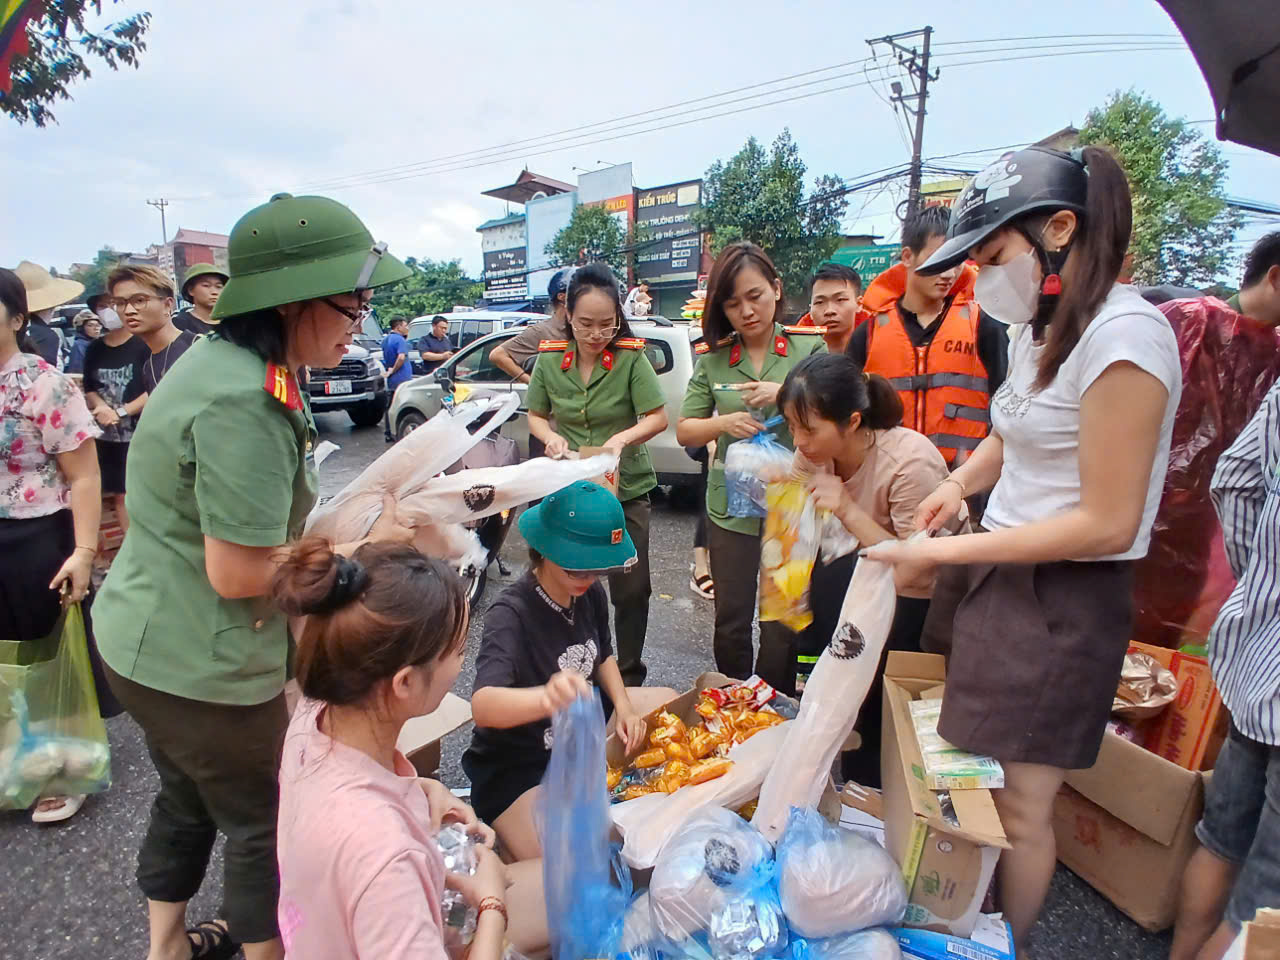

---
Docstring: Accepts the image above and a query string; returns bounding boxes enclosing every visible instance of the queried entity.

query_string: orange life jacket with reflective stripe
[864,299,990,466]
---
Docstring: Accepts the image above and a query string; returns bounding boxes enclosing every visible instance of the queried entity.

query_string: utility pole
[867,26,938,218]
[147,198,169,243]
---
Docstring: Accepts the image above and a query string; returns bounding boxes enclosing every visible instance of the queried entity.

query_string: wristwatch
[115,405,129,419]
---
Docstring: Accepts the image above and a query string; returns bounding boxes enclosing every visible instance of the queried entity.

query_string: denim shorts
[1195,719,1280,930]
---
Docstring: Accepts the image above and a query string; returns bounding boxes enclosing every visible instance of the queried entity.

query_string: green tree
[545,204,630,277]
[692,129,848,307]
[71,246,126,295]
[4,1,152,127]
[369,257,482,324]
[1079,90,1241,286]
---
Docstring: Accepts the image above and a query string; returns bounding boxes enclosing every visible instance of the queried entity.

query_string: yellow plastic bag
[759,481,821,632]
[0,604,111,810]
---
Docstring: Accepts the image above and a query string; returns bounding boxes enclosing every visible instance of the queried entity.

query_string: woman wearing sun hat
[14,260,85,365]
[465,480,676,861]
[93,193,418,960]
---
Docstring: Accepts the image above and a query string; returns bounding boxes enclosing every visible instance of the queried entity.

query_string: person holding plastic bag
[777,353,951,786]
[863,146,1181,955]
[526,263,668,687]
[465,481,675,861]
[94,194,418,960]
[273,537,547,960]
[0,267,106,823]
[677,243,826,686]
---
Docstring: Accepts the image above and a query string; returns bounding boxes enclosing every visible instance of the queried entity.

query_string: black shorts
[97,440,129,494]
[462,752,547,826]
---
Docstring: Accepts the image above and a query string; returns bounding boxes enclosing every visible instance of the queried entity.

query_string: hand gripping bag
[776,808,906,938]
[724,430,793,519]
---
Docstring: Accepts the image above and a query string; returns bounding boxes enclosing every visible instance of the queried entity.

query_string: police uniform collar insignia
[729,341,742,366]
[774,335,788,357]
[602,350,614,372]
[561,350,574,371]
[263,363,303,411]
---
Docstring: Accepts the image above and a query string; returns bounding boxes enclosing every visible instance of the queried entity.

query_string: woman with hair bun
[776,351,952,783]
[273,537,547,960]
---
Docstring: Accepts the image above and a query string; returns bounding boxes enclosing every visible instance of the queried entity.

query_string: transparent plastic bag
[759,482,821,632]
[0,604,111,810]
[436,823,482,955]
[724,430,793,519]
[789,930,901,960]
[776,808,906,938]
[538,692,630,960]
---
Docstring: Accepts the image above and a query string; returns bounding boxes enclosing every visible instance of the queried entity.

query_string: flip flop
[188,920,240,959]
[690,566,715,600]
[31,794,85,824]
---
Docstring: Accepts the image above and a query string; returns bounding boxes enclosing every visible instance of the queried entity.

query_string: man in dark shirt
[173,263,227,336]
[417,315,454,374]
[109,264,196,397]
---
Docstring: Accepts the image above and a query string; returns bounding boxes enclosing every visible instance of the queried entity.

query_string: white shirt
[983,283,1181,561]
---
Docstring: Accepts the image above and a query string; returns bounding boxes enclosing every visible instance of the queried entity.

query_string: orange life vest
[862,265,989,466]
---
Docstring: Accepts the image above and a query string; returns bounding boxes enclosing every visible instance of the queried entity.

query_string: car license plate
[325,380,352,395]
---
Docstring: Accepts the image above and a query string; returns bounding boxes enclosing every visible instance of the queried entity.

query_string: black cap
[918,147,1089,276]
[548,266,577,301]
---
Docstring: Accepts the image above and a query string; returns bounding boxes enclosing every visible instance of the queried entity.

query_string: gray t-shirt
[501,314,571,372]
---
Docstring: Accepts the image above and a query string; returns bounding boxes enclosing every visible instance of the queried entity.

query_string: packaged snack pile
[908,699,1005,791]
[609,679,787,803]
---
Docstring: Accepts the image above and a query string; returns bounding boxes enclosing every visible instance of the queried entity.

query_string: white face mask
[96,307,122,330]
[974,249,1041,326]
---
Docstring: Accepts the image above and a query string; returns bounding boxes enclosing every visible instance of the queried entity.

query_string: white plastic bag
[752,555,897,842]
[777,808,906,938]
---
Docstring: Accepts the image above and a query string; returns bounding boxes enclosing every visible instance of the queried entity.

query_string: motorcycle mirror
[433,368,453,389]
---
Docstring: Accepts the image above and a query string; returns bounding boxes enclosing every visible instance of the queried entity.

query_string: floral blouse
[1,352,101,519]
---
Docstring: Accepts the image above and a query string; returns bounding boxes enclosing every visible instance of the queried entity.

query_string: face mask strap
[1014,220,1073,338]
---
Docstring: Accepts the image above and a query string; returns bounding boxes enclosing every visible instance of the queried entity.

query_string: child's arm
[595,657,646,752]
[471,672,589,729]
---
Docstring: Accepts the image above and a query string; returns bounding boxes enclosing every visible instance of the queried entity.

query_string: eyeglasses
[322,297,372,331]
[109,294,165,311]
[570,321,619,342]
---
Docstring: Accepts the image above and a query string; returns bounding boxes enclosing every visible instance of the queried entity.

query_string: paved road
[1,413,1172,959]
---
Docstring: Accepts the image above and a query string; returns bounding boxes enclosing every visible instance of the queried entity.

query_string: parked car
[306,343,389,428]
[388,320,702,490]
[405,310,546,374]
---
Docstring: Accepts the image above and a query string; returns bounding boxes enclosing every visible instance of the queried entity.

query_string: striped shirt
[1209,379,1280,744]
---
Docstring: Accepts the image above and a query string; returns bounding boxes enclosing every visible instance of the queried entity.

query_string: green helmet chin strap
[355,241,388,291]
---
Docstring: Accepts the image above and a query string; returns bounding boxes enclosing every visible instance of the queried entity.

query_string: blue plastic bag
[539,692,630,960]
[724,422,792,519]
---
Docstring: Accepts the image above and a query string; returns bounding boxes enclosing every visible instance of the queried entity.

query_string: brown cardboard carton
[881,652,1009,939]
[1053,727,1210,931]
[398,692,473,777]
[1129,640,1225,771]
[1241,908,1280,960]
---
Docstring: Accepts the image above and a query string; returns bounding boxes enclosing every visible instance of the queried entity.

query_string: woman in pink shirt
[273,537,547,960]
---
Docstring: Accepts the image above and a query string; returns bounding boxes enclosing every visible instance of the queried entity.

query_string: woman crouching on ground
[273,537,547,960]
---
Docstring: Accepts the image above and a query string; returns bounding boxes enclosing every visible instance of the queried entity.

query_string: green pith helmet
[212,193,411,319]
[181,262,229,299]
[518,480,637,572]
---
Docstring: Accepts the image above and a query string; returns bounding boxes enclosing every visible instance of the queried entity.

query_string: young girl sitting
[464,480,676,861]
[273,538,547,960]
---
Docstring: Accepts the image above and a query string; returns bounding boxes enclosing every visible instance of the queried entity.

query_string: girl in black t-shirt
[463,481,675,861]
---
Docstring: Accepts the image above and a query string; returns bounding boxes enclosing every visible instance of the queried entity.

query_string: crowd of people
[3,145,1280,960]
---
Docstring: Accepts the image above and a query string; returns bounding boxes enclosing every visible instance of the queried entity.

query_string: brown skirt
[921,555,1134,770]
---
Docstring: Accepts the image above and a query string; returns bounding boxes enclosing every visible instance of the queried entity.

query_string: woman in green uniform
[676,242,826,687]
[526,262,668,687]
[94,193,414,960]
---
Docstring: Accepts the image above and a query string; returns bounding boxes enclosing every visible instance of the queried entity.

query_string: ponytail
[778,352,903,433]
[1033,145,1132,389]
[271,536,468,706]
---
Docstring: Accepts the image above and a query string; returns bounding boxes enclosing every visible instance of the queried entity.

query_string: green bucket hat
[181,262,229,299]
[518,481,637,572]
[212,192,411,319]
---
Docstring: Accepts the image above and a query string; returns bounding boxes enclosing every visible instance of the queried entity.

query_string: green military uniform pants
[609,496,651,686]
[706,521,793,686]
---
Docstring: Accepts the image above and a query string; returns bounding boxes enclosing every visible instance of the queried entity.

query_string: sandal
[187,921,240,959]
[31,794,85,823]
[690,565,715,601]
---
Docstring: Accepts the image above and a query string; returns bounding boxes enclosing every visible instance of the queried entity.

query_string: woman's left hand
[601,435,627,460]
[617,709,647,753]
[419,778,497,848]
[737,381,781,409]
[49,549,93,604]
[808,473,851,519]
[861,537,938,593]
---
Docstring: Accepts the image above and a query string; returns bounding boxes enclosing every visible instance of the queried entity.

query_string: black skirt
[922,555,1134,770]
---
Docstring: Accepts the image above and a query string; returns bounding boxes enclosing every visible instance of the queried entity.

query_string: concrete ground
[0,412,1173,959]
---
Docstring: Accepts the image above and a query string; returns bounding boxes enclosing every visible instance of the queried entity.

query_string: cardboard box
[1053,727,1210,931]
[1129,640,1225,771]
[576,446,619,496]
[881,653,1009,939]
[892,916,1015,960]
[1235,908,1280,960]
[398,692,473,777]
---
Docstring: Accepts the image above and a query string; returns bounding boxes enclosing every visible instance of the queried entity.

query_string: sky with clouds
[3,0,1277,280]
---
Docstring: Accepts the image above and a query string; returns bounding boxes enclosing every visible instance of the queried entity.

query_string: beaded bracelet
[478,896,508,927]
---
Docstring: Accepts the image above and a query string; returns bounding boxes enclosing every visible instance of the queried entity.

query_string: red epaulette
[782,324,827,335]
[614,337,647,350]
[694,335,735,355]
[263,363,303,411]
[538,340,570,352]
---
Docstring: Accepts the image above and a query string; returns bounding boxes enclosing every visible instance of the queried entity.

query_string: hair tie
[313,555,369,614]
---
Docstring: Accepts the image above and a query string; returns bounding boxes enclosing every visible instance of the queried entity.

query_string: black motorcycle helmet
[918,147,1089,278]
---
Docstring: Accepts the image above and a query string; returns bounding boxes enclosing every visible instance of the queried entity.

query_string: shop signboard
[483,246,528,302]
[635,180,703,284]
[831,243,898,280]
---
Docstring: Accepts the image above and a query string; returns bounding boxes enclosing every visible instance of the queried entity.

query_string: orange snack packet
[634,748,667,769]
[664,742,695,763]
[688,758,733,785]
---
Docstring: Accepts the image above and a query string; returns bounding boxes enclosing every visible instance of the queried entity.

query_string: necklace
[534,581,576,626]
[147,336,179,386]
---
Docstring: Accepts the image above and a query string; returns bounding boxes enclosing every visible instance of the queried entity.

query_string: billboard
[830,243,899,280]
[921,177,967,209]
[634,180,702,284]
[483,246,528,302]
[525,191,577,301]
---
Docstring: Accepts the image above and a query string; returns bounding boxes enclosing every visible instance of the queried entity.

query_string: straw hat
[14,261,86,313]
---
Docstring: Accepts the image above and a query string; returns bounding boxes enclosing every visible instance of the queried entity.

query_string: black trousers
[706,521,792,685]
[106,666,288,945]
[609,496,652,686]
